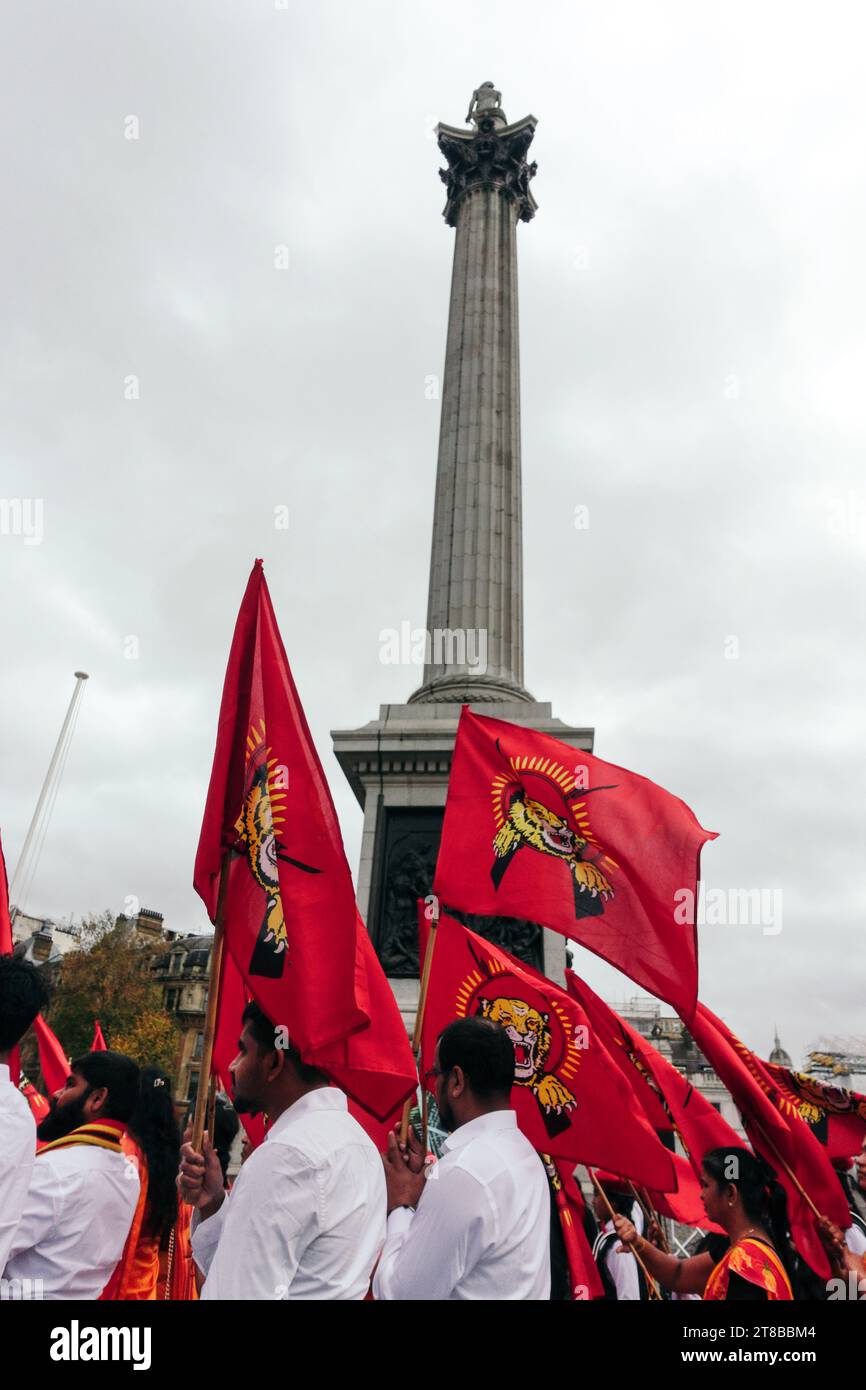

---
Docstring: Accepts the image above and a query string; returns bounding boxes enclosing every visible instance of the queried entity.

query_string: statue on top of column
[465,81,507,129]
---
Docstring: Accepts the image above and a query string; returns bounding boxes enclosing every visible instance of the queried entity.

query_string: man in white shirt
[373,1016,550,1300]
[180,1001,385,1299]
[2,1050,141,1299]
[0,957,47,1272]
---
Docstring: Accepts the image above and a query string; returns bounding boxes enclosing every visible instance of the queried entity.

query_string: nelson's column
[332,84,594,1023]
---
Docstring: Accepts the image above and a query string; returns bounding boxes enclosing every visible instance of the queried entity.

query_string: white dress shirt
[373,1109,551,1301]
[192,1087,386,1300]
[1,1137,140,1299]
[0,1062,36,1273]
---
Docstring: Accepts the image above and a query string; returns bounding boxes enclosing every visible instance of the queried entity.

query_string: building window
[165,988,178,1011]
[711,1102,721,1113]
[188,1071,199,1107]
[193,1032,204,1061]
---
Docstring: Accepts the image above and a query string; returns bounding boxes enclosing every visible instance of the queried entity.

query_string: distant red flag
[649,1152,724,1232]
[686,1002,850,1278]
[194,561,367,1057]
[433,708,716,1018]
[761,1060,866,1162]
[565,971,742,1175]
[0,829,13,956]
[543,1155,604,1299]
[420,911,676,1191]
[0,829,20,1084]
[33,1013,69,1097]
[91,1020,107,1052]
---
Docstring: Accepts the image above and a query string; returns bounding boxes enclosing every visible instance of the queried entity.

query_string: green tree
[45,912,178,1069]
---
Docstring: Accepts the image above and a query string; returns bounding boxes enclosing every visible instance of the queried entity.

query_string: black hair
[438,1016,515,1100]
[702,1145,794,1278]
[240,1002,327,1086]
[128,1066,180,1243]
[213,1092,240,1182]
[71,1050,140,1123]
[0,956,49,1052]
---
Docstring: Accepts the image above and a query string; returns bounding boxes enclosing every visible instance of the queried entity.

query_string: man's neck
[265,1080,331,1127]
[0,1050,10,1068]
[453,1098,510,1130]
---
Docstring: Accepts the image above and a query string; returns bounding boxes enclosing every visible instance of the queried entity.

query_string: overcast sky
[2,1,864,1069]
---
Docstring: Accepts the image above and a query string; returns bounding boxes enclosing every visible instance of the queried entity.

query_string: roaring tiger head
[235,763,287,954]
[479,995,551,1084]
[492,794,614,902]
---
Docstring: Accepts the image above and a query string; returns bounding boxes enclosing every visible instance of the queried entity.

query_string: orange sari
[157,1204,199,1301]
[704,1236,793,1301]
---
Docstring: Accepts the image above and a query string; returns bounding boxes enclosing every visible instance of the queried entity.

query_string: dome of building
[769,1027,793,1069]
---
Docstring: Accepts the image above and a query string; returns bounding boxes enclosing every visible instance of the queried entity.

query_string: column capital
[436,115,539,228]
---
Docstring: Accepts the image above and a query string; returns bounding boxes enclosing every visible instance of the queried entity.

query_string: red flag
[566,971,742,1174]
[420,911,676,1191]
[761,1060,866,1162]
[0,829,13,956]
[20,1078,50,1125]
[91,1020,107,1052]
[650,1152,724,1232]
[0,829,20,1085]
[686,1002,850,1278]
[309,917,417,1122]
[213,914,416,1142]
[433,708,716,1018]
[33,1013,69,1097]
[543,1155,604,1299]
[194,561,367,1057]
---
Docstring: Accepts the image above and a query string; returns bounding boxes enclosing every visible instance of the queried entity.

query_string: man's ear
[85,1085,109,1118]
[450,1064,466,1098]
[264,1046,288,1084]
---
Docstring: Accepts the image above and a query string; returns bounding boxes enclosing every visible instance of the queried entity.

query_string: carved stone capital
[436,115,538,227]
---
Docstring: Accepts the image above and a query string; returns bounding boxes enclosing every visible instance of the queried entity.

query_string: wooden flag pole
[590,1169,662,1300]
[191,854,231,1153]
[399,901,440,1146]
[629,1181,670,1253]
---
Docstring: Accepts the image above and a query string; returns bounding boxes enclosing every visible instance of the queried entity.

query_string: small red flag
[761,1060,866,1162]
[543,1155,604,1299]
[433,708,716,1019]
[32,1013,70,1098]
[194,561,368,1057]
[566,971,742,1172]
[0,829,13,956]
[686,1002,850,1278]
[91,1020,107,1052]
[19,1078,50,1125]
[420,911,676,1191]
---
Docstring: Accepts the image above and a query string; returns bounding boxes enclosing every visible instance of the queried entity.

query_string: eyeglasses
[423,1065,448,1087]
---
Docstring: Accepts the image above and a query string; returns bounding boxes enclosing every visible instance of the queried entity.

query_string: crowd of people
[1,955,864,1301]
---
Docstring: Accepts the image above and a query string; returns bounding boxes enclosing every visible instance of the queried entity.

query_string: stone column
[409,110,538,705]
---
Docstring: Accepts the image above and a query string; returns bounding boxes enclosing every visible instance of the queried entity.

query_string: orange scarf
[704,1236,793,1301]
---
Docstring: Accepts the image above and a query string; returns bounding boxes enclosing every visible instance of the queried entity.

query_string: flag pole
[191,854,231,1153]
[752,1121,824,1221]
[399,899,440,1146]
[589,1169,662,1300]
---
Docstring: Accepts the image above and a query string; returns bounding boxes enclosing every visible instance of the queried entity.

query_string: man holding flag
[373,1016,551,1300]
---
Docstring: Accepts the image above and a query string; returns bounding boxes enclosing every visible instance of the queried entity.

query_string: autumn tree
[43,912,178,1072]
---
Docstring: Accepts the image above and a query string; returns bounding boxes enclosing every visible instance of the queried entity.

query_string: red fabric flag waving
[91,1020,107,1052]
[565,971,741,1172]
[687,1002,850,1278]
[433,708,716,1019]
[543,1155,604,1299]
[761,1060,866,1162]
[33,1013,69,1097]
[194,561,367,1057]
[420,912,676,1191]
[213,914,416,1144]
[20,1079,50,1126]
[0,829,13,956]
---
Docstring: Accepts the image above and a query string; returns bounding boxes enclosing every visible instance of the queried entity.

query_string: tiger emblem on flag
[490,747,618,919]
[479,996,576,1116]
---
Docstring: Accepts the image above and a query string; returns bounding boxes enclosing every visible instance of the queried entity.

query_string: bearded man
[1,1050,140,1299]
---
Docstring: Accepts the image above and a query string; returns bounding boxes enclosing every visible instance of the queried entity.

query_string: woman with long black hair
[101,1066,181,1300]
[612,1145,794,1300]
